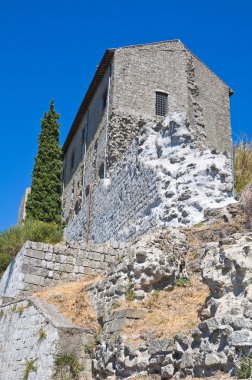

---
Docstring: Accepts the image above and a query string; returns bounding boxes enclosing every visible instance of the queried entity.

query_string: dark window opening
[98,162,105,179]
[71,152,75,169]
[155,92,168,116]
[85,185,90,198]
[63,162,67,183]
[82,127,85,143]
[102,89,108,110]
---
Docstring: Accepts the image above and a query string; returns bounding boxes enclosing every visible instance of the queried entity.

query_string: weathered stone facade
[64,113,235,242]
[62,40,233,244]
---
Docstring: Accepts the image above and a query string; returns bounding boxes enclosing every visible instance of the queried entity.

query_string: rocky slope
[1,202,252,379]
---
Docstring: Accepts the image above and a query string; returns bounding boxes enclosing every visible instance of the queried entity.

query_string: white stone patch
[138,112,236,226]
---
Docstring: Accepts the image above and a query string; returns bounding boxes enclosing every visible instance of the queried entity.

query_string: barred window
[155,92,168,116]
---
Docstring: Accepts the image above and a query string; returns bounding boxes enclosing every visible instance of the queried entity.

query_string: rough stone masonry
[61,40,234,244]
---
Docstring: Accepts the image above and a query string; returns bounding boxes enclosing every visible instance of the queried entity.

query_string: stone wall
[191,53,232,154]
[0,297,93,380]
[62,41,233,243]
[63,64,112,187]
[62,117,108,224]
[90,231,252,379]
[64,113,235,243]
[0,240,122,298]
[86,229,187,320]
[112,41,189,119]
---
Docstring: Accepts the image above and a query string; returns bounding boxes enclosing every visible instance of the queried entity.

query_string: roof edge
[62,49,115,153]
[180,41,234,95]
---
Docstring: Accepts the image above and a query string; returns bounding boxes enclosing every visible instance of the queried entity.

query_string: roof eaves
[62,48,115,153]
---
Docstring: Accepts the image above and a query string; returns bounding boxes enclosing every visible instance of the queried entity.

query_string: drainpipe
[104,76,111,178]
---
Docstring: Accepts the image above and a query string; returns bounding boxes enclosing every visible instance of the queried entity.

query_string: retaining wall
[0,240,124,298]
[0,297,93,380]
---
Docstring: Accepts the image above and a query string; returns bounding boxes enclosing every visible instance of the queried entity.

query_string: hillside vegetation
[234,140,252,194]
[0,220,62,275]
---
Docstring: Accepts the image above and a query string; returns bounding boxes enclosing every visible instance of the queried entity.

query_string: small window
[102,89,108,111]
[98,162,105,179]
[155,92,168,116]
[71,151,75,169]
[82,127,85,143]
[63,162,67,183]
[85,185,90,198]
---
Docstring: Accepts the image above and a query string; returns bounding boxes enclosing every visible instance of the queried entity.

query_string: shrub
[241,181,252,229]
[38,328,47,341]
[83,340,96,355]
[234,139,252,194]
[175,278,190,287]
[22,359,37,380]
[238,353,252,378]
[55,352,83,378]
[0,220,62,275]
[17,304,25,314]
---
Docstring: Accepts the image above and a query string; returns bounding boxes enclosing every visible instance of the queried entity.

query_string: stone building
[62,40,234,243]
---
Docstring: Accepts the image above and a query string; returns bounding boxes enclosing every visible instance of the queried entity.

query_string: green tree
[26,100,63,224]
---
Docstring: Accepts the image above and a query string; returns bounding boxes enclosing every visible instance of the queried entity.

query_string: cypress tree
[26,100,63,224]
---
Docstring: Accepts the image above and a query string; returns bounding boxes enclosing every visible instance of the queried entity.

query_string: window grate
[155,92,168,116]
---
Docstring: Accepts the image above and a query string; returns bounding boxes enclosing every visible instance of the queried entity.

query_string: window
[102,89,108,111]
[63,162,67,183]
[155,92,168,116]
[98,162,105,179]
[71,151,75,170]
[82,127,85,144]
[85,185,90,198]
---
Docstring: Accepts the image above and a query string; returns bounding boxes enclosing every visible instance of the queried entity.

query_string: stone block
[24,274,44,286]
[54,263,61,271]
[204,353,221,367]
[230,330,252,346]
[44,252,52,261]
[65,264,74,273]
[161,364,174,378]
[46,261,54,270]
[25,249,45,260]
[148,339,175,355]
[112,308,145,320]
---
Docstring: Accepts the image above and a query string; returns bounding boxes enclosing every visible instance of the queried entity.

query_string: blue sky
[0,0,251,231]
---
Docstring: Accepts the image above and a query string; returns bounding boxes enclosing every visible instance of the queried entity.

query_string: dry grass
[189,375,231,380]
[115,275,208,340]
[234,140,252,194]
[131,371,231,379]
[35,275,100,331]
